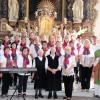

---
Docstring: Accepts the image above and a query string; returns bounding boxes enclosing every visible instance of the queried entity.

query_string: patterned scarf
[4,53,12,68]
[23,55,29,68]
[64,54,70,69]
[83,46,90,55]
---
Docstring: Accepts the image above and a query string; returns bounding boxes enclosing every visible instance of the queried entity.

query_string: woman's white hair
[37,48,44,54]
[83,39,91,45]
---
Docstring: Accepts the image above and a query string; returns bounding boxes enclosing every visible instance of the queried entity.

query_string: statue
[72,0,83,22]
[8,0,19,22]
[18,0,24,20]
[39,15,53,35]
[1,0,8,18]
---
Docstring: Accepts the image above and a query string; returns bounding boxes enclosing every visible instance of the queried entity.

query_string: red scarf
[63,40,68,48]
[83,46,90,55]
[43,47,48,56]
[12,48,16,55]
[3,41,10,48]
[15,40,20,45]
[20,42,26,48]
[47,42,54,48]
[71,47,75,55]
[64,54,70,69]
[20,42,26,50]
[23,55,29,68]
[4,53,12,68]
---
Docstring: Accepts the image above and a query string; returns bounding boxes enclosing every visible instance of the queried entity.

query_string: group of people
[0,29,100,100]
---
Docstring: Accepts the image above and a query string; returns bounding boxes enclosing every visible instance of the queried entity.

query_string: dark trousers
[18,75,28,93]
[2,73,11,95]
[76,62,82,82]
[74,67,78,81]
[81,66,93,89]
[63,75,74,98]
[0,78,1,84]
[14,73,18,86]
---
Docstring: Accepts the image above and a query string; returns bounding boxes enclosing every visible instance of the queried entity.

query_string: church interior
[0,0,99,39]
[0,1,100,99]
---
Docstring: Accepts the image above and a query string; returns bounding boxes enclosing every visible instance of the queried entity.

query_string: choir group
[0,31,100,100]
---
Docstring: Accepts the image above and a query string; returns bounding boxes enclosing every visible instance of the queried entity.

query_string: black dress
[34,57,46,90]
[46,55,61,91]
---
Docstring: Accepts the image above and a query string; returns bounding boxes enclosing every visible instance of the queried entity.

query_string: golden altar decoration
[35,0,57,35]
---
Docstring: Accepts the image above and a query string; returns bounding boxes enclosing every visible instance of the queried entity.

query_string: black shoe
[23,93,26,97]
[1,94,6,98]
[48,92,52,99]
[18,93,22,97]
[38,93,44,98]
[63,96,67,99]
[35,94,38,99]
[67,97,71,100]
[53,92,58,99]
[54,94,58,99]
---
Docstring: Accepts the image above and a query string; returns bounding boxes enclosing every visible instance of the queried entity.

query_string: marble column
[62,0,65,21]
[66,0,75,21]
[1,0,8,18]
[83,0,92,21]
[0,0,1,18]
[18,0,25,20]
[25,0,29,19]
[55,0,62,21]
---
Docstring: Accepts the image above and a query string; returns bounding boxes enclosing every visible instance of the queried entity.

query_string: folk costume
[33,56,46,98]
[46,54,61,99]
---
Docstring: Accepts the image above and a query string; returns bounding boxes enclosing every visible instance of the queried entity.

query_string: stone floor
[0,77,99,100]
[0,96,100,100]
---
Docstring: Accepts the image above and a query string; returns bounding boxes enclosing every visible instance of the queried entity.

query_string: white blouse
[79,47,95,67]
[59,55,76,76]
[0,54,12,68]
[29,44,42,58]
[17,54,32,75]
